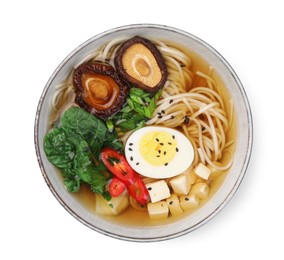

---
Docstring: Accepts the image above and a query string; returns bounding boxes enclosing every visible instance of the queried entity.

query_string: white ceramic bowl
[34,24,253,242]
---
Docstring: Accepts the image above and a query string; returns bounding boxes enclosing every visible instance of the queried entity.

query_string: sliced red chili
[109,178,126,197]
[127,176,150,205]
[100,147,135,185]
[100,148,149,205]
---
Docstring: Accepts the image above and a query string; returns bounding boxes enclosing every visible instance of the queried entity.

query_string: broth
[49,38,236,227]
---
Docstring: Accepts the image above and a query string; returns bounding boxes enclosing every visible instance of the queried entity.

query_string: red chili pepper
[127,176,150,205]
[100,148,135,185]
[109,178,125,197]
[100,148,149,205]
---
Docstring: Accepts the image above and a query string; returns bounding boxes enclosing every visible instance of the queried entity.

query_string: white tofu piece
[188,170,197,184]
[169,174,191,195]
[95,192,129,216]
[179,194,199,211]
[194,163,211,180]
[147,201,169,220]
[146,180,171,203]
[190,182,209,199]
[182,166,197,184]
[166,195,183,216]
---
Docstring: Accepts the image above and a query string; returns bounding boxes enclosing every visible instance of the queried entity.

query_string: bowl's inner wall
[35,24,252,241]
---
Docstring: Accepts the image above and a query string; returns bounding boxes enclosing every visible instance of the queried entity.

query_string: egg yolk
[139,131,177,166]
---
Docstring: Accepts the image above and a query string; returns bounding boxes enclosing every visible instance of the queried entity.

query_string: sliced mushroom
[114,36,168,93]
[73,62,129,119]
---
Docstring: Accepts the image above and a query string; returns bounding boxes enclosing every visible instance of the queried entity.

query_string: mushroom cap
[73,62,129,120]
[114,36,168,93]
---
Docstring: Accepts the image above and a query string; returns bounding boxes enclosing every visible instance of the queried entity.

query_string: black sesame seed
[161,110,165,114]
[158,115,163,119]
[169,201,173,205]
[158,150,161,154]
[157,112,161,116]
[172,135,175,139]
[170,115,175,119]
[184,115,190,124]
[156,155,160,157]
[159,143,164,146]
[136,162,140,165]
[164,151,167,155]
[147,187,152,191]
[202,127,206,131]
[185,197,189,201]
[168,142,172,145]
[130,156,133,161]
[128,148,133,151]
[176,147,179,152]
[164,163,168,166]
[155,138,159,142]
[169,99,173,104]
[129,143,133,146]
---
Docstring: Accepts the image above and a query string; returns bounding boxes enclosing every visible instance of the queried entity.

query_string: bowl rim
[34,23,253,242]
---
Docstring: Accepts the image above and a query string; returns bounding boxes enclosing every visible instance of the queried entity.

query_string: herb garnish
[106,87,161,132]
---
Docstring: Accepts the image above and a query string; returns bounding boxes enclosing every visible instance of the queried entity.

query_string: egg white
[125,126,194,179]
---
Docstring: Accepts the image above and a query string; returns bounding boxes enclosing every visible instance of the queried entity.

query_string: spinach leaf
[103,130,124,153]
[63,174,81,192]
[44,127,82,192]
[61,107,107,156]
[74,140,107,194]
[44,107,113,194]
[44,127,81,169]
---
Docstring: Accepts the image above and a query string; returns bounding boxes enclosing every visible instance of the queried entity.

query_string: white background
[1,0,283,259]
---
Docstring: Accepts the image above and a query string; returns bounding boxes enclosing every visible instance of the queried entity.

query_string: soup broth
[48,37,236,227]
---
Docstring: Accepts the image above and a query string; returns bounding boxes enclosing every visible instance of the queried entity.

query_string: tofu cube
[147,201,169,220]
[179,194,199,211]
[169,174,191,195]
[166,195,183,216]
[194,163,211,180]
[182,166,197,184]
[188,170,197,184]
[146,180,171,203]
[190,182,209,199]
[95,192,129,216]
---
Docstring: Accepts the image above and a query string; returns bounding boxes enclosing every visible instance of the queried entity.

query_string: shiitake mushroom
[114,36,168,93]
[73,62,129,120]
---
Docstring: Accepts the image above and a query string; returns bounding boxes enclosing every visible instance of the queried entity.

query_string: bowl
[34,24,253,242]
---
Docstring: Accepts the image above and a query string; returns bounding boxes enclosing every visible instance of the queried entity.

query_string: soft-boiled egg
[125,126,194,178]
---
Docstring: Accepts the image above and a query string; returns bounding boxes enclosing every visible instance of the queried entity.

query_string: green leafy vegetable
[108,87,161,132]
[61,107,107,156]
[63,174,80,192]
[44,107,123,194]
[44,127,80,169]
[74,140,107,193]
[44,127,82,192]
[103,130,124,153]
[127,88,160,118]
